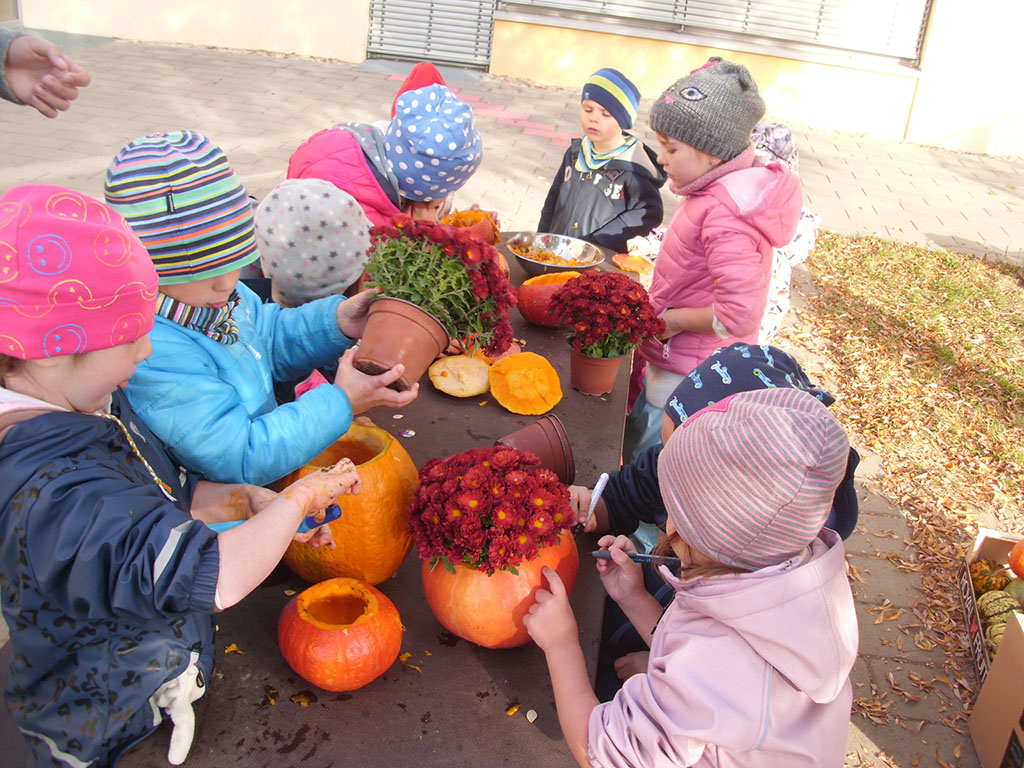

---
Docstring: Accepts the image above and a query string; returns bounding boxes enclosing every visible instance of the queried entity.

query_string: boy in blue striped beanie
[105,130,417,487]
[537,67,667,253]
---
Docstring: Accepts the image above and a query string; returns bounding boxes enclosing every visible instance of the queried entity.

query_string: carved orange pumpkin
[280,423,418,585]
[420,530,579,648]
[517,271,581,327]
[278,577,403,691]
[440,208,500,245]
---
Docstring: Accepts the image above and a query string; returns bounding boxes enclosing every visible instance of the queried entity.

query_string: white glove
[150,650,206,765]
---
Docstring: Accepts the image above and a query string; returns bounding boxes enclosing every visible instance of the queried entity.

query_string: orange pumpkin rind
[488,351,562,415]
[612,252,655,273]
[517,271,581,327]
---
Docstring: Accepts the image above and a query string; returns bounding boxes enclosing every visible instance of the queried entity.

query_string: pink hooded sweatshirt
[588,528,858,768]
[639,148,802,376]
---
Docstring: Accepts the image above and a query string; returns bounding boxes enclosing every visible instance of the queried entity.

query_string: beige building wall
[21,0,371,63]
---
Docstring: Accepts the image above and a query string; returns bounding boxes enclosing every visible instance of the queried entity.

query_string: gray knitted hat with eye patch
[650,57,766,161]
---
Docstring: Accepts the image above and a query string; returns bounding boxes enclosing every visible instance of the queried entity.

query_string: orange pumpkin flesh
[440,209,500,245]
[612,253,655,273]
[278,577,403,691]
[280,423,418,585]
[488,351,562,415]
[1010,538,1024,579]
[421,530,579,648]
[517,271,581,327]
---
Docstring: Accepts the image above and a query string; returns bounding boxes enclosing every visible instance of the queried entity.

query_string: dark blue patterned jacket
[0,390,219,767]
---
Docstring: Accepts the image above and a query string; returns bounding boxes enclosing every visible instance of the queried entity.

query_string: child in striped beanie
[105,130,417,486]
[537,67,667,253]
[525,387,858,767]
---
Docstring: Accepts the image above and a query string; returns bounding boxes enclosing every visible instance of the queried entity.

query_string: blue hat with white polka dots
[384,85,482,201]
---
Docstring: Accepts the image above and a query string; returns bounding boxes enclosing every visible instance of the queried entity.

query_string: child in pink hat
[526,387,858,768]
[0,184,359,767]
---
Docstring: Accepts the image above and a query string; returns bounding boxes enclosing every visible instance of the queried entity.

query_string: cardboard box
[960,529,1024,768]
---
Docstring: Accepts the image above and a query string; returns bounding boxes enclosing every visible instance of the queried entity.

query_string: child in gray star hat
[256,178,371,308]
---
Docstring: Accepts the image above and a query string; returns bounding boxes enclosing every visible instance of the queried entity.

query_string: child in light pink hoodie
[525,387,858,768]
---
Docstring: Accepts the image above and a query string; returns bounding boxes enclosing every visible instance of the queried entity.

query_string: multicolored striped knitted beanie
[582,68,640,130]
[0,184,158,359]
[657,387,850,571]
[104,130,259,285]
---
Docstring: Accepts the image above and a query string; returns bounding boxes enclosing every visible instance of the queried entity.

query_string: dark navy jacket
[0,390,218,767]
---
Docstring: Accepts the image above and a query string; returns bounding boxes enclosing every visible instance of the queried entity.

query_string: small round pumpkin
[1009,538,1024,579]
[978,589,1021,625]
[421,529,579,648]
[280,423,418,585]
[488,351,562,415]
[428,354,490,398]
[278,577,403,691]
[517,271,581,327]
[440,209,500,245]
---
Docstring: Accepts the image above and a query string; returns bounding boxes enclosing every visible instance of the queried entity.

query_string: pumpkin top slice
[488,352,563,415]
[612,252,655,273]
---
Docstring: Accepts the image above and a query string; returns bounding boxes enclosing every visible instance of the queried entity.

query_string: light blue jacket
[125,282,354,485]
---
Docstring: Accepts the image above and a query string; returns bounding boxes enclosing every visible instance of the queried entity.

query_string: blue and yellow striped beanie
[104,130,259,285]
[581,68,641,130]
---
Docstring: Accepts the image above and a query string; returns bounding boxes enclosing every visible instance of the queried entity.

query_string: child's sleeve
[537,148,573,233]
[127,332,353,486]
[701,210,771,340]
[601,445,667,535]
[585,170,665,254]
[248,289,351,381]
[24,467,220,622]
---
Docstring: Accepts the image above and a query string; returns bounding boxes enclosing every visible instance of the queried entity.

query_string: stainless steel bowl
[500,232,606,278]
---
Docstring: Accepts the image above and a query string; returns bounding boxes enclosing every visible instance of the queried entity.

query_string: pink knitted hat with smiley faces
[0,184,159,360]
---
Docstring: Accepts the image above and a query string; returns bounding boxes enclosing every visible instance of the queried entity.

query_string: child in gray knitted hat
[622,57,803,463]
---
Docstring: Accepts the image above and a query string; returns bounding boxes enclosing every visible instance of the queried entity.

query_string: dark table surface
[1,254,631,768]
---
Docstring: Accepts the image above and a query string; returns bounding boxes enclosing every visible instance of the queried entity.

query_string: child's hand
[595,534,645,604]
[524,567,579,653]
[334,347,419,412]
[279,457,361,514]
[614,651,650,682]
[5,35,90,118]
[292,517,337,549]
[336,288,380,339]
[568,484,607,533]
[468,202,501,231]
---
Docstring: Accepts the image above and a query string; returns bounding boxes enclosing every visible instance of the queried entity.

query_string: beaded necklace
[95,411,177,502]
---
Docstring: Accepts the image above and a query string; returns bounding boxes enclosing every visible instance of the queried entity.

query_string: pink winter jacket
[287,125,401,227]
[639,149,802,376]
[588,528,858,768]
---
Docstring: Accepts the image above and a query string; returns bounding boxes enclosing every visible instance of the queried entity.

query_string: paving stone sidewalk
[2,33,1021,767]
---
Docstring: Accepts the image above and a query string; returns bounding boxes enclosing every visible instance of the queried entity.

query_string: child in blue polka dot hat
[288,83,482,227]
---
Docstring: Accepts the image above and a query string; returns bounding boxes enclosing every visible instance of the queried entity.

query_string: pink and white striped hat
[658,387,850,571]
[0,184,158,360]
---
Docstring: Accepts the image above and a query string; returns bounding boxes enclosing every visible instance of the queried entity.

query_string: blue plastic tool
[207,504,342,534]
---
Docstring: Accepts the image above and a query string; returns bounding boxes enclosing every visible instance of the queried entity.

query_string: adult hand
[595,534,645,604]
[523,567,579,653]
[6,35,90,118]
[334,346,418,413]
[335,288,380,339]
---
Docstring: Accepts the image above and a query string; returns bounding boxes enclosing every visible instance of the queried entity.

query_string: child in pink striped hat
[0,184,359,767]
[525,387,858,768]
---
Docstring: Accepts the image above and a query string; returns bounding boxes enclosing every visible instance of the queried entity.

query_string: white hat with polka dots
[384,84,482,201]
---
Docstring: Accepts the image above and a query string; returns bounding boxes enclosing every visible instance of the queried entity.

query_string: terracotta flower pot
[569,348,627,396]
[420,530,579,648]
[495,414,575,485]
[353,297,450,392]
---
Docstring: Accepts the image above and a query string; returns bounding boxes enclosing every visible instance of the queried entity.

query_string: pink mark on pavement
[551,138,572,148]
[387,74,404,81]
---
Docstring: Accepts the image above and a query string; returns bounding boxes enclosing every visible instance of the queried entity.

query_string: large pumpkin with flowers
[409,446,579,648]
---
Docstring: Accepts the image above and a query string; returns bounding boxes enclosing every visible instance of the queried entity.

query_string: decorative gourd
[278,577,403,692]
[1004,578,1024,608]
[977,589,1021,625]
[440,209,500,245]
[280,423,418,585]
[420,529,579,648]
[428,355,490,398]
[986,619,1008,657]
[517,271,580,327]
[1010,538,1024,579]
[612,253,655,273]
[970,558,1010,595]
[488,351,562,415]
